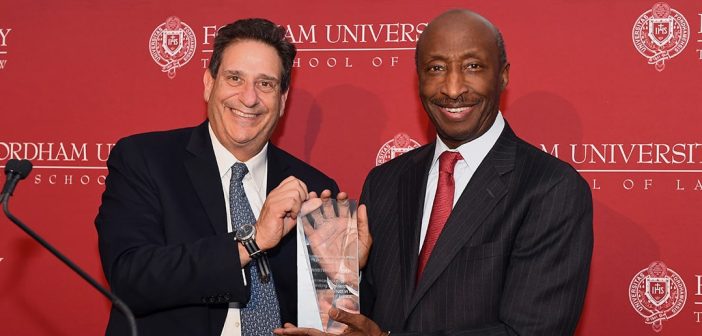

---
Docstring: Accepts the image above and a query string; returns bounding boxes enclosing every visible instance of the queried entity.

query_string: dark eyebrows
[220,70,280,83]
[460,50,486,60]
[421,49,487,64]
[258,74,280,83]
[221,69,241,77]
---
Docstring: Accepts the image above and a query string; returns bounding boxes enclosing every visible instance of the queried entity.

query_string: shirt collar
[208,122,268,186]
[432,111,505,169]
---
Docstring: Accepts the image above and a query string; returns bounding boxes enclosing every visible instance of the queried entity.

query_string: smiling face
[204,39,288,161]
[417,10,509,149]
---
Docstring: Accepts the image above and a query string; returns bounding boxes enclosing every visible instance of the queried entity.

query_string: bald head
[414,8,510,148]
[416,9,507,70]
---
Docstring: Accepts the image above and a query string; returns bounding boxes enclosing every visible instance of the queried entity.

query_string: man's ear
[203,69,214,102]
[500,63,510,90]
[279,90,289,117]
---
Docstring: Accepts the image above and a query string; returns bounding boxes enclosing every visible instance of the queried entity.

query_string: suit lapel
[184,122,229,235]
[407,125,518,316]
[397,144,434,299]
[266,144,291,194]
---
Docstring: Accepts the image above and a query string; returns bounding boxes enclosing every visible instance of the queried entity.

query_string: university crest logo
[375,133,421,166]
[629,261,687,332]
[632,2,690,72]
[149,16,197,79]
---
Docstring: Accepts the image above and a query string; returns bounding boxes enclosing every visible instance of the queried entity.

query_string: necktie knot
[438,151,462,175]
[231,162,249,182]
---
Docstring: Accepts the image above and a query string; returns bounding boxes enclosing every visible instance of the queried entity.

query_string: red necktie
[416,151,463,282]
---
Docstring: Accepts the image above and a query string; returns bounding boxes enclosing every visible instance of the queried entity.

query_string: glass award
[297,198,360,334]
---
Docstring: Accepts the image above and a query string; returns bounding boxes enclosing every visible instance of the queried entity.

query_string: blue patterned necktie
[229,163,281,335]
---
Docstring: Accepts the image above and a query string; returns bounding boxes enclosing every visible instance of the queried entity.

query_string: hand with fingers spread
[303,191,372,270]
[301,191,363,284]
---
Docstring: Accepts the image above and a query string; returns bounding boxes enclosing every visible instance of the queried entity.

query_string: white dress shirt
[209,124,269,336]
[419,112,505,251]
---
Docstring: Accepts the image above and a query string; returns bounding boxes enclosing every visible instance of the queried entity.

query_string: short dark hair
[495,29,507,67]
[208,18,296,92]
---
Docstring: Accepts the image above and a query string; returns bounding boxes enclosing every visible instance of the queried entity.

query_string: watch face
[236,224,255,241]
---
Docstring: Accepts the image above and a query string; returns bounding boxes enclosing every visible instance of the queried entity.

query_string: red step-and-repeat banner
[1,1,701,334]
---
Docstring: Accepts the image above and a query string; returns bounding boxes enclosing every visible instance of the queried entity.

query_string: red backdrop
[1,1,701,334]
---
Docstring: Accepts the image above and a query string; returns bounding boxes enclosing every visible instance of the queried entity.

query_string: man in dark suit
[276,8,593,336]
[95,18,338,336]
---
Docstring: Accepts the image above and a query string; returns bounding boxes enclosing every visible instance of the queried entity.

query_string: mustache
[430,96,480,108]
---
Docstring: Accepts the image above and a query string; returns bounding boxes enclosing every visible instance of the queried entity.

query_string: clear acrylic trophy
[297,198,360,334]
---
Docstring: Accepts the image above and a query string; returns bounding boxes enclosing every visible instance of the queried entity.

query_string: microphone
[0,159,32,202]
[1,159,138,336]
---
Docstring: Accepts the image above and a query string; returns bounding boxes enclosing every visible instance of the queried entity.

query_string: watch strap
[241,238,261,258]
[236,232,272,283]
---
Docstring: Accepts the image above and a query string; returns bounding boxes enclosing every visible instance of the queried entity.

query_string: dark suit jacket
[360,123,593,336]
[95,121,338,336]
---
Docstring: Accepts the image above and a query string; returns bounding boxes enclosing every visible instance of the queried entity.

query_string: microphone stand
[2,194,138,336]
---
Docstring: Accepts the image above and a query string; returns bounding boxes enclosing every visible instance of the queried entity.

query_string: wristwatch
[235,224,271,283]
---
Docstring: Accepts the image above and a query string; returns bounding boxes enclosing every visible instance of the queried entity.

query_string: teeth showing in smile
[229,107,257,118]
[445,107,469,113]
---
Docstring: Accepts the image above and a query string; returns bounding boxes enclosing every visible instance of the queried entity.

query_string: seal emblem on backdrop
[149,16,197,79]
[632,2,690,72]
[375,133,421,166]
[629,261,687,332]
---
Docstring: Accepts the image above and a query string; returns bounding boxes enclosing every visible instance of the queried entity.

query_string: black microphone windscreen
[16,160,33,179]
[4,159,20,175]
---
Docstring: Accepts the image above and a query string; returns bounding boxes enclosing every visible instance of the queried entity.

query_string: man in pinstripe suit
[276,8,593,336]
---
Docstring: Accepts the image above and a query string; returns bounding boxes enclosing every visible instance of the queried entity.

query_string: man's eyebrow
[221,69,279,82]
[257,74,280,82]
[221,69,242,76]
[423,50,486,62]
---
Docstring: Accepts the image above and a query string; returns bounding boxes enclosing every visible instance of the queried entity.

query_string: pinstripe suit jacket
[359,123,593,336]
